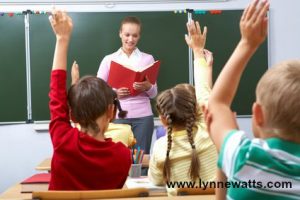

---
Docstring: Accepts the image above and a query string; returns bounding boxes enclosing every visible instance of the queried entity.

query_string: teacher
[97,16,157,154]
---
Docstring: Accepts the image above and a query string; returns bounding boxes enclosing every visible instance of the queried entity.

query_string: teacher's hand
[133,76,152,92]
[117,87,130,98]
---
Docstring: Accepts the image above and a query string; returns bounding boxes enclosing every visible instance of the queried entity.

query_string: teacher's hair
[120,16,142,32]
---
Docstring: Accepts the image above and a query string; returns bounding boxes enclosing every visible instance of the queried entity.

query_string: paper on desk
[126,177,166,193]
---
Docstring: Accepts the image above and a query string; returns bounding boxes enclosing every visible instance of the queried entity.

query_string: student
[71,61,136,148]
[48,10,131,190]
[207,0,300,199]
[148,20,217,196]
[97,16,156,154]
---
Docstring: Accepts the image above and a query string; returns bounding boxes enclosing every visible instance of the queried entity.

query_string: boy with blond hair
[207,0,300,199]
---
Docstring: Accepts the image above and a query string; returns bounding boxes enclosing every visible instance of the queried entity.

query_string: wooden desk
[0,184,31,200]
[103,196,215,200]
[35,158,51,171]
[36,155,150,171]
[0,184,214,200]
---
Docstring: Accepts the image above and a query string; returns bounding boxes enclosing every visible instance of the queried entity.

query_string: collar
[116,47,142,58]
[172,129,188,137]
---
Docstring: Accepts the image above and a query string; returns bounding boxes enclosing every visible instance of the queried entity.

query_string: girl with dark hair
[48,10,131,190]
[71,61,135,147]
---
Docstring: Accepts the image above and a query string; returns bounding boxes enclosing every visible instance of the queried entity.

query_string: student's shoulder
[153,135,167,150]
[194,125,217,151]
[108,123,131,131]
[110,141,131,166]
[112,138,130,148]
[222,129,248,146]
[110,139,130,152]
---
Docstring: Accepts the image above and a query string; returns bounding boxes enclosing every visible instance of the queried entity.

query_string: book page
[112,61,159,72]
[136,61,160,72]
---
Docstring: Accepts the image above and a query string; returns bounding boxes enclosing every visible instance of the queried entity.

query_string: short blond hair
[256,60,300,137]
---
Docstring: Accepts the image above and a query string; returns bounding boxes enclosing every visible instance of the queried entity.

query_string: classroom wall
[1,0,300,193]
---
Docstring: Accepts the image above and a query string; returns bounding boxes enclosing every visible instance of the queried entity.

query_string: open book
[21,173,50,193]
[107,60,160,96]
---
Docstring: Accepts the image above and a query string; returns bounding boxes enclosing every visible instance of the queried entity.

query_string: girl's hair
[67,76,127,135]
[111,90,128,118]
[119,16,142,32]
[156,83,201,182]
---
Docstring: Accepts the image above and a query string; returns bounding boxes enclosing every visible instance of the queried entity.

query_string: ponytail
[113,98,128,118]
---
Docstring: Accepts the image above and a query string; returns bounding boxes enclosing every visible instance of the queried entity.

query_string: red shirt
[48,70,131,190]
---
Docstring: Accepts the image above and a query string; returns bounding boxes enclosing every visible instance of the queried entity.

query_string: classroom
[0,0,299,199]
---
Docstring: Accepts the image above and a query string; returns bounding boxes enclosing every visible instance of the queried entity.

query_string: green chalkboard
[193,10,268,115]
[30,12,188,120]
[0,15,27,123]
[0,10,268,122]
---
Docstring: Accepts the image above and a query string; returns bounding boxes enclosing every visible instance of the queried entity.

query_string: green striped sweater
[218,130,300,200]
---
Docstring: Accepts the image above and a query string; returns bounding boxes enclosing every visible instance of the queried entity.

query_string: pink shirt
[97,48,157,118]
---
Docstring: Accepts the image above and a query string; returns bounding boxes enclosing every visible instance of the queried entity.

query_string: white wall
[1,0,300,193]
[0,124,52,193]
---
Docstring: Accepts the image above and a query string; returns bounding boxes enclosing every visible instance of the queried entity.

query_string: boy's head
[254,60,300,140]
[156,83,201,129]
[67,76,115,135]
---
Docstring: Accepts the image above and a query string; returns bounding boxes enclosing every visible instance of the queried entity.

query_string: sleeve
[49,70,72,147]
[97,55,111,81]
[148,141,165,186]
[145,55,158,98]
[217,130,250,178]
[145,83,158,99]
[193,58,211,106]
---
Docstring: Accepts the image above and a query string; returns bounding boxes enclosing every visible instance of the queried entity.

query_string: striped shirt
[148,58,218,196]
[218,130,300,200]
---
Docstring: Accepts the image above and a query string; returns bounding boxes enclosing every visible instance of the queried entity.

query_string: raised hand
[49,10,73,40]
[50,10,73,71]
[240,0,269,48]
[185,20,207,59]
[71,61,79,85]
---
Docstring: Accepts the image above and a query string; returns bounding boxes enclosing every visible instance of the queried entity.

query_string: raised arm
[185,20,213,105]
[208,0,269,150]
[203,49,213,88]
[48,10,74,145]
[49,10,73,71]
[185,20,207,60]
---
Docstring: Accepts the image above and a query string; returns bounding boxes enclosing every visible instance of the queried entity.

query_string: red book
[21,173,50,193]
[107,60,160,96]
